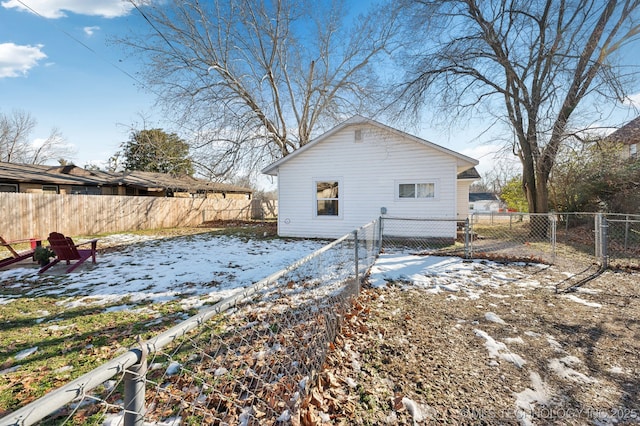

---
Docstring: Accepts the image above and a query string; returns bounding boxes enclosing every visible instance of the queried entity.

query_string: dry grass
[304,268,640,425]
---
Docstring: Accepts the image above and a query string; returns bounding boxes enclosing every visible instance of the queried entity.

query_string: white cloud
[83,26,101,36]
[1,0,135,19]
[623,92,640,107]
[0,42,47,78]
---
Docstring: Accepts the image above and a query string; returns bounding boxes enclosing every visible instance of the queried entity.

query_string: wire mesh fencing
[382,213,639,276]
[604,213,640,269]
[380,214,559,265]
[379,217,465,256]
[1,221,381,426]
[469,212,559,266]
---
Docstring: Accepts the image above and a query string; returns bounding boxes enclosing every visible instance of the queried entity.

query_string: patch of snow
[576,287,600,295]
[485,312,507,325]
[548,356,597,384]
[474,329,526,368]
[545,335,565,353]
[14,346,38,360]
[44,324,73,332]
[607,366,624,374]
[214,367,228,377]
[104,304,133,313]
[368,254,543,295]
[277,410,291,422]
[562,295,602,308]
[54,365,73,373]
[401,397,431,423]
[0,366,20,374]
[514,372,552,426]
[345,377,358,388]
[0,234,327,309]
[165,361,181,376]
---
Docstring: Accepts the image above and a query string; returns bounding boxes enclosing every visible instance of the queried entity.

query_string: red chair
[0,236,41,269]
[39,232,98,274]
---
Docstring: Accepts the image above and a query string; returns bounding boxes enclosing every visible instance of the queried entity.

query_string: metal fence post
[625,214,630,251]
[353,230,359,290]
[464,218,470,259]
[378,216,384,253]
[124,344,147,426]
[595,214,601,260]
[550,213,557,264]
[600,216,609,270]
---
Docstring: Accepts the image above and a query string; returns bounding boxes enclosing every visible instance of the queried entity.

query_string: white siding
[276,126,461,239]
[457,180,472,219]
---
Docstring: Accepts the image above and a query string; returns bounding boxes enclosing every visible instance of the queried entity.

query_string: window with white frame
[631,143,637,159]
[42,185,59,194]
[316,180,339,216]
[398,182,436,199]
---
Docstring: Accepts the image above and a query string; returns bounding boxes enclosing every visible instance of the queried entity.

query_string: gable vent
[354,129,363,143]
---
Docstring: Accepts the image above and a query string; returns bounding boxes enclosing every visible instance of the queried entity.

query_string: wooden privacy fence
[0,193,265,241]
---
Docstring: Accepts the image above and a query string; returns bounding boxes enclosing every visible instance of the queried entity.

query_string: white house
[469,192,506,213]
[261,115,480,239]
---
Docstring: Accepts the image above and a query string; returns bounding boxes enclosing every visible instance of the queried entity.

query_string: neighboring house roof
[605,116,640,145]
[98,170,251,194]
[0,162,104,186]
[0,162,252,194]
[469,192,500,202]
[262,115,479,175]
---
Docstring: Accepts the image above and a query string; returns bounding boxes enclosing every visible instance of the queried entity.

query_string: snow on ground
[2,239,612,424]
[562,294,603,308]
[367,253,611,426]
[368,253,549,292]
[0,233,327,309]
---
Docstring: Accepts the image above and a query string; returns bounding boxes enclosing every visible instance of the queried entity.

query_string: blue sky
[0,0,513,174]
[1,0,639,177]
[0,0,158,167]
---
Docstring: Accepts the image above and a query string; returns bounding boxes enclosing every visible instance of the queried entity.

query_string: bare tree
[0,110,75,164]
[470,158,521,194]
[120,0,400,179]
[0,110,35,163]
[397,0,640,221]
[29,127,72,165]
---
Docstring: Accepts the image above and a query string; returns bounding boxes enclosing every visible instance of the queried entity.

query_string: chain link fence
[2,213,636,425]
[469,212,559,266]
[1,221,381,426]
[379,217,465,256]
[382,213,639,275]
[603,213,640,269]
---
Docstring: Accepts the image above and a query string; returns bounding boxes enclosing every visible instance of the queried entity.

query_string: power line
[15,0,157,96]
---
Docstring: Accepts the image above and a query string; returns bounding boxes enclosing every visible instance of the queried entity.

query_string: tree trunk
[522,159,551,239]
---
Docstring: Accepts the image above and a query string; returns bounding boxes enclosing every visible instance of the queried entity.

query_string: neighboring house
[469,192,506,213]
[0,162,252,199]
[605,116,640,160]
[261,115,480,239]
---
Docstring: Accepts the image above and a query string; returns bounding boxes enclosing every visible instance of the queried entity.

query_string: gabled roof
[605,116,640,145]
[469,192,500,202]
[457,167,481,180]
[261,115,479,176]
